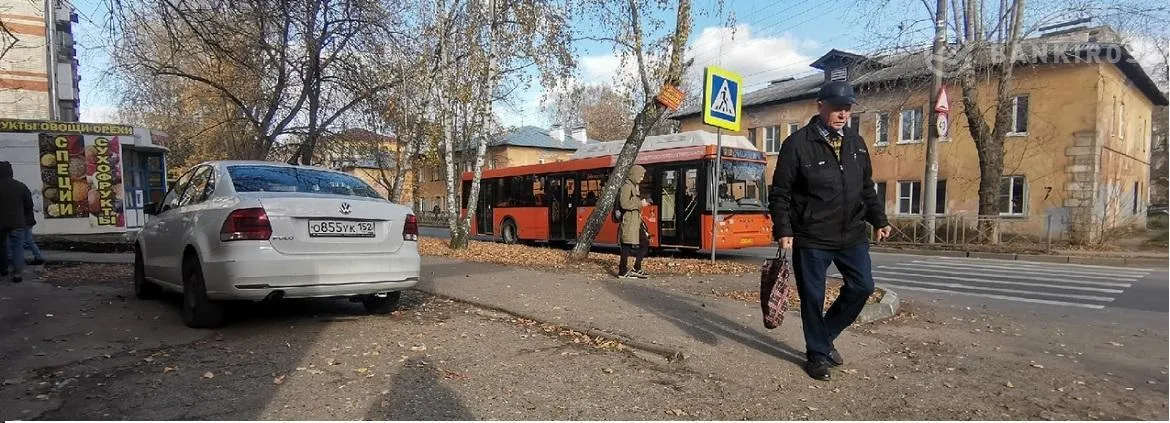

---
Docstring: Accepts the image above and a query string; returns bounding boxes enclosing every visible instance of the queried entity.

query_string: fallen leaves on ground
[710,280,884,309]
[419,237,757,276]
[38,263,132,284]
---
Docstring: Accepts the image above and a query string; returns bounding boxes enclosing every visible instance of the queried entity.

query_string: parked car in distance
[134,160,420,328]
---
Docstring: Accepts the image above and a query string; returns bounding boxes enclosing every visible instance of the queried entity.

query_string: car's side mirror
[144,202,160,216]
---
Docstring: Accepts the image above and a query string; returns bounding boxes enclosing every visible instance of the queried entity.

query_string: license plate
[308,220,376,238]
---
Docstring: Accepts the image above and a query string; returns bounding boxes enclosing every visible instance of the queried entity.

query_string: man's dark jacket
[0,161,34,231]
[768,115,889,250]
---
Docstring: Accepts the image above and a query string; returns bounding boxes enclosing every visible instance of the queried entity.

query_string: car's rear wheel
[133,244,160,299]
[362,291,402,315]
[182,254,227,328]
[501,220,518,244]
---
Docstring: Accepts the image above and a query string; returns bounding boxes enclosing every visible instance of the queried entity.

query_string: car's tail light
[403,214,418,241]
[220,207,273,241]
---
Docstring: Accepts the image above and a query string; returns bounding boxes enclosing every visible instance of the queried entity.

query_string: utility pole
[922,0,947,244]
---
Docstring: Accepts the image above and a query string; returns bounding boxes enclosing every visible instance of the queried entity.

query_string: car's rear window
[226,165,383,199]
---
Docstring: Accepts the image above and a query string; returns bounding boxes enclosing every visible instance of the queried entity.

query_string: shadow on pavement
[0,261,438,420]
[364,357,474,420]
[604,281,806,366]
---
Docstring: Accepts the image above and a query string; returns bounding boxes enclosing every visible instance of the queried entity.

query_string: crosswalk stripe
[899,262,1143,282]
[869,277,1115,302]
[879,266,1134,288]
[916,259,1150,279]
[869,269,1131,290]
[929,256,1154,275]
[876,284,1106,309]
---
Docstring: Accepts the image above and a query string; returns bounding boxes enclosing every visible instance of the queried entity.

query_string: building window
[875,112,889,145]
[1010,95,1029,134]
[765,126,780,153]
[1118,102,1125,139]
[934,179,947,214]
[830,68,847,81]
[900,108,923,143]
[787,122,800,138]
[999,176,1026,215]
[1133,181,1140,215]
[897,180,921,214]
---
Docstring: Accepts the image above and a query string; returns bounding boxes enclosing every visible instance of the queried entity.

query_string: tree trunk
[567,0,692,261]
[960,0,1024,243]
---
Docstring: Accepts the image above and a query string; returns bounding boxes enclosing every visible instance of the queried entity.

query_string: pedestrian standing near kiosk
[768,81,893,380]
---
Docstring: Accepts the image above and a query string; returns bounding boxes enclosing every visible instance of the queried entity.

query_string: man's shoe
[804,360,832,381]
[828,348,844,367]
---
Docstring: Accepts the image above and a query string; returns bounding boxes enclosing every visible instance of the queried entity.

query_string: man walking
[617,165,649,279]
[768,81,892,380]
[0,161,35,283]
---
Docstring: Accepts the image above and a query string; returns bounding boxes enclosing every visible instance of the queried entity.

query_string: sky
[66,0,1166,132]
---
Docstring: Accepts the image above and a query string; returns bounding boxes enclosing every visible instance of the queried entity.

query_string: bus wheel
[501,220,519,244]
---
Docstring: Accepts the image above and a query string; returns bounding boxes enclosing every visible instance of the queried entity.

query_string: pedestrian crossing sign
[703,66,743,132]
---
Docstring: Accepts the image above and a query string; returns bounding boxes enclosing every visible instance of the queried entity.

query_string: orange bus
[460,131,773,252]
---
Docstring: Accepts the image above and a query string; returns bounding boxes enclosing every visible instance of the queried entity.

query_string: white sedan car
[134,160,420,328]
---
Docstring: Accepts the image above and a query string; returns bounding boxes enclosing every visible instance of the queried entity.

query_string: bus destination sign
[720,147,764,161]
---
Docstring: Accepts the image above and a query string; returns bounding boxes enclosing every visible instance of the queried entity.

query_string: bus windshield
[713,161,767,211]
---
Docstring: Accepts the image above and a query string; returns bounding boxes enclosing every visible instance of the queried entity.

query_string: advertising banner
[38,134,125,227]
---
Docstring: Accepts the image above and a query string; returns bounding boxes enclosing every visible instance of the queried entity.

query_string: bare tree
[544,83,636,141]
[110,0,411,163]
[431,0,575,249]
[567,0,693,260]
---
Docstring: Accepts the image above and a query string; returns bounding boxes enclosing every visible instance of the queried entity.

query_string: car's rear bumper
[200,243,420,301]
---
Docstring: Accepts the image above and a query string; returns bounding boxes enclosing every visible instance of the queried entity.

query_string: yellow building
[319,128,416,204]
[671,26,1168,242]
[416,124,595,213]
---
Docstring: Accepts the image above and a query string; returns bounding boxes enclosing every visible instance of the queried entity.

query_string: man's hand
[779,236,793,249]
[876,225,892,242]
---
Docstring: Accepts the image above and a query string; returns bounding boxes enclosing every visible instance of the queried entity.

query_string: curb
[872,247,1166,268]
[414,290,689,363]
[856,286,901,324]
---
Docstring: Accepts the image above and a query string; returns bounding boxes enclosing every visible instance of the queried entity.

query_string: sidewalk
[39,249,895,382]
[415,256,894,380]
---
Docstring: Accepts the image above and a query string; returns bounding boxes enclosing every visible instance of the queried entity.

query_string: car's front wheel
[362,291,402,315]
[182,254,227,328]
[133,244,160,299]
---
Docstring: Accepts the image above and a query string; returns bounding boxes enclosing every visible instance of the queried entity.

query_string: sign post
[702,66,742,262]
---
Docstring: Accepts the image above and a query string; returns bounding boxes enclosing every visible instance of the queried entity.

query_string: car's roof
[196,160,351,176]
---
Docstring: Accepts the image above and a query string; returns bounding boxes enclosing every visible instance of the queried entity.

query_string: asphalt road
[422,226,1169,315]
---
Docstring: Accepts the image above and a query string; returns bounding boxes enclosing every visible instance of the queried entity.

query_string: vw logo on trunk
[339,202,352,215]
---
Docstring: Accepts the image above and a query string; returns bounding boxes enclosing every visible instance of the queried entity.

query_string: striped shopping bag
[759,247,793,329]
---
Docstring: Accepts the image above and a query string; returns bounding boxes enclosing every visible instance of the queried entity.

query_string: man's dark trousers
[792,241,875,362]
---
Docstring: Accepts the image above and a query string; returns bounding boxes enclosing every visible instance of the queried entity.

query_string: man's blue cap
[817,81,856,106]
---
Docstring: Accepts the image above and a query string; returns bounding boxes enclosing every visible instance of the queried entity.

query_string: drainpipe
[43,0,60,120]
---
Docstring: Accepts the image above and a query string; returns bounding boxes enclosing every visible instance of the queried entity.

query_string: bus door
[657,165,702,247]
[477,179,496,235]
[546,174,578,240]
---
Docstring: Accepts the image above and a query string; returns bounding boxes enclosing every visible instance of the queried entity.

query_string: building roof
[489,125,600,150]
[670,25,1169,120]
